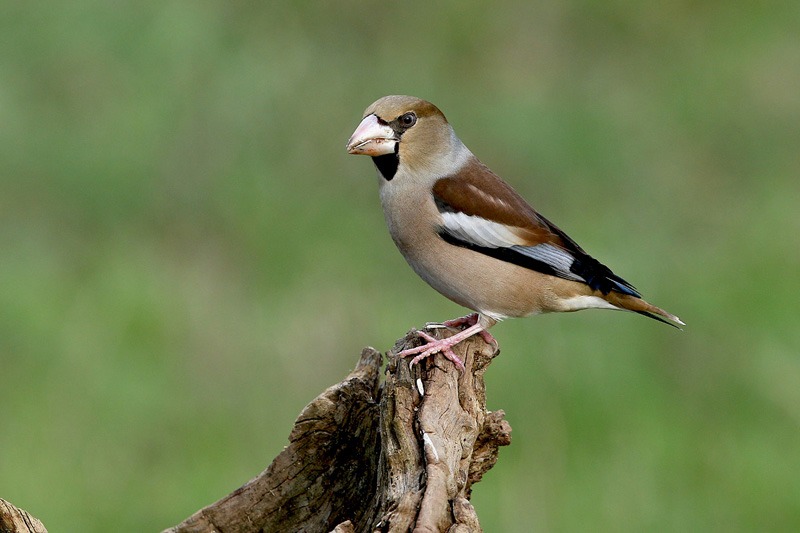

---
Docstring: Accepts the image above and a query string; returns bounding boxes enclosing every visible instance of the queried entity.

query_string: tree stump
[2,326,512,533]
[165,326,511,532]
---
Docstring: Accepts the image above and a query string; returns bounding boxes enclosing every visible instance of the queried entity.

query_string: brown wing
[431,157,587,253]
[432,157,640,297]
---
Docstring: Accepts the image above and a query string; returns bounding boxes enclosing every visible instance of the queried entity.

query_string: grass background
[2,1,799,531]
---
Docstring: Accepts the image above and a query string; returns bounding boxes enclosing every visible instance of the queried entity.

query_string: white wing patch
[439,211,584,282]
[440,211,526,248]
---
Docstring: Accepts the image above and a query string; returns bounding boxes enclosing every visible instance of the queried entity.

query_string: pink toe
[479,330,499,350]
[417,330,438,342]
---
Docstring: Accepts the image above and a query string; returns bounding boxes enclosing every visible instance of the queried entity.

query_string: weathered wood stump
[2,326,512,533]
[167,325,512,532]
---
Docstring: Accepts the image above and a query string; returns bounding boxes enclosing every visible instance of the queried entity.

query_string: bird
[346,95,683,370]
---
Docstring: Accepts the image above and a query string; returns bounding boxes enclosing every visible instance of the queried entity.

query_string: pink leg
[398,322,489,371]
[441,314,499,351]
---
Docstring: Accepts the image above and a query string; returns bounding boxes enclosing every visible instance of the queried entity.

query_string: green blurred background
[2,1,799,531]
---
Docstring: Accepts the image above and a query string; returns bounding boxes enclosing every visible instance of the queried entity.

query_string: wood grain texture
[3,327,511,533]
[164,347,383,533]
[155,325,512,533]
[373,328,511,532]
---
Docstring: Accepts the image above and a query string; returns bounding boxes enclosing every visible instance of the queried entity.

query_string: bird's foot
[430,313,499,352]
[402,330,466,370]
[398,322,488,371]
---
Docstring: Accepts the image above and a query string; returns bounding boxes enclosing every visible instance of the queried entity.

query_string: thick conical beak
[346,114,397,156]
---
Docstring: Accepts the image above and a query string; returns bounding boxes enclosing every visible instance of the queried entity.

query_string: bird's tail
[605,292,685,330]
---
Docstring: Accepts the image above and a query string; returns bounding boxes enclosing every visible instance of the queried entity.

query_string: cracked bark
[170,325,512,532]
[3,326,511,533]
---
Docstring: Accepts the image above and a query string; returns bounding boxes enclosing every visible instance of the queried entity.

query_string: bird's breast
[378,177,441,257]
[377,174,591,319]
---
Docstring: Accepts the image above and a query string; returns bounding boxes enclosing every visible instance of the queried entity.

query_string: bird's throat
[372,150,399,181]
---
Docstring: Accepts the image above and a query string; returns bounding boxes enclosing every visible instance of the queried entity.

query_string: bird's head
[347,95,465,180]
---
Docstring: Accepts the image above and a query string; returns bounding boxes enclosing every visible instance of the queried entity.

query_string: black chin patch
[372,144,399,181]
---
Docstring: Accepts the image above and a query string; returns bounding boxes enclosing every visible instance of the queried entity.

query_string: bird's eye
[400,112,417,127]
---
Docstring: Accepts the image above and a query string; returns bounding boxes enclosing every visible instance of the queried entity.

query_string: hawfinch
[347,95,683,370]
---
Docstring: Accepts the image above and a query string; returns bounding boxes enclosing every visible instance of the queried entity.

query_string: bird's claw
[398,329,467,371]
[478,330,500,352]
[437,314,500,352]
